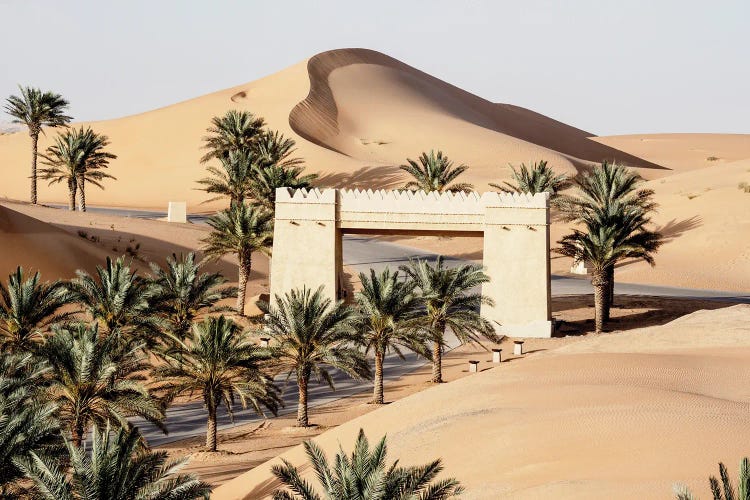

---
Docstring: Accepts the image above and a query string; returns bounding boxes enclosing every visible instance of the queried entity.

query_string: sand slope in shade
[213,305,750,500]
[0,48,665,210]
[0,205,112,279]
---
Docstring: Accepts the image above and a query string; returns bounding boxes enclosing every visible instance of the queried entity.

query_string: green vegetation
[675,457,750,500]
[556,162,662,333]
[4,86,72,204]
[39,126,117,211]
[739,181,750,193]
[272,428,464,499]
[490,160,569,198]
[400,150,473,193]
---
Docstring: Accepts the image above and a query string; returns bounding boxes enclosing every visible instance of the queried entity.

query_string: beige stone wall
[271,188,552,338]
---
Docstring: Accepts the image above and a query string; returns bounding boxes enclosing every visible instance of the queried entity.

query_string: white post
[469,360,479,373]
[259,337,270,348]
[492,348,502,363]
[513,341,524,356]
[167,202,187,223]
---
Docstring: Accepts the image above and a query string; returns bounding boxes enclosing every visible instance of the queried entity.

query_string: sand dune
[1,48,664,209]
[0,204,112,279]
[214,305,750,500]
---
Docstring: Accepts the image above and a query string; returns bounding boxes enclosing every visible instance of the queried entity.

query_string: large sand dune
[0,48,665,209]
[214,305,750,499]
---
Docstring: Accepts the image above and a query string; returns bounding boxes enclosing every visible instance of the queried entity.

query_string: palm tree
[253,130,304,170]
[39,323,166,447]
[68,256,157,339]
[400,150,473,193]
[4,86,71,204]
[490,160,569,197]
[400,257,499,383]
[272,428,464,500]
[260,287,371,427]
[196,148,257,206]
[248,163,318,212]
[201,109,265,163]
[356,268,429,404]
[149,253,236,341]
[154,315,281,452]
[0,353,60,497]
[675,458,750,500]
[556,162,662,333]
[19,424,210,500]
[202,202,273,315]
[0,267,74,352]
[39,126,117,211]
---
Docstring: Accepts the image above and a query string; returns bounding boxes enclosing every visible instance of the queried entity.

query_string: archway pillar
[481,194,552,338]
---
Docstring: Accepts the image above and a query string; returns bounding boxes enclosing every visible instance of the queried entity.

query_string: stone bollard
[167,201,187,223]
[469,360,479,373]
[492,348,502,363]
[513,340,524,356]
[259,337,270,348]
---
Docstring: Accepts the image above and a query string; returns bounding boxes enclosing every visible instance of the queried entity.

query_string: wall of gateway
[271,188,552,338]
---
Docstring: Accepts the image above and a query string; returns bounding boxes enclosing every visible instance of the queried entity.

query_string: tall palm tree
[490,160,569,197]
[4,86,71,204]
[39,126,117,211]
[260,287,371,427]
[19,424,210,500]
[0,267,74,353]
[400,150,473,193]
[201,109,265,163]
[556,162,662,333]
[675,458,750,500]
[272,428,464,500]
[248,163,318,212]
[154,316,281,452]
[196,148,257,206]
[253,129,304,170]
[356,268,429,404]
[202,202,273,315]
[149,253,236,341]
[68,256,158,339]
[400,257,499,383]
[0,353,60,497]
[39,323,166,447]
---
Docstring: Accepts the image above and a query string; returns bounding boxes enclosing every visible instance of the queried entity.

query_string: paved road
[79,206,745,445]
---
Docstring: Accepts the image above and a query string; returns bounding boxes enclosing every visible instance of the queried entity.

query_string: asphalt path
[70,206,746,445]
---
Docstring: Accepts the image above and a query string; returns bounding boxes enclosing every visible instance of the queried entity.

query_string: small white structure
[469,360,479,373]
[492,348,502,363]
[259,337,270,347]
[570,258,588,275]
[513,341,525,356]
[167,202,187,223]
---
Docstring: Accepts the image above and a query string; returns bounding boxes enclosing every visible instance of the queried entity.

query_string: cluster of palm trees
[4,85,117,211]
[0,250,490,496]
[675,457,750,500]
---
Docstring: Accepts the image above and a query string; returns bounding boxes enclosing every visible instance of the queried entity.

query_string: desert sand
[213,304,750,500]
[1,47,749,499]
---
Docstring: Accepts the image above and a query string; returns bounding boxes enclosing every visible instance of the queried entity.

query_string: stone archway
[270,188,552,338]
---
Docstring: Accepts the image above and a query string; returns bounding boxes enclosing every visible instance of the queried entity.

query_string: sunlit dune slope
[0,48,661,209]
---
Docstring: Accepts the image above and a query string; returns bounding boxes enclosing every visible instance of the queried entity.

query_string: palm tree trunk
[297,371,309,427]
[592,269,611,334]
[30,131,39,204]
[373,349,385,404]
[71,421,84,448]
[77,174,86,212]
[606,264,615,316]
[236,250,251,315]
[206,401,217,452]
[67,178,77,210]
[432,320,445,383]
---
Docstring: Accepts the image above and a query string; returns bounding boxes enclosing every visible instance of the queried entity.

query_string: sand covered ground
[213,304,750,499]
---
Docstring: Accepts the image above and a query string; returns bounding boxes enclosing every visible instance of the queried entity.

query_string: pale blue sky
[1,0,748,135]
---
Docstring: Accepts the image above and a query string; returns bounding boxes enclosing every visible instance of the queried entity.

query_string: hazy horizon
[1,0,748,136]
